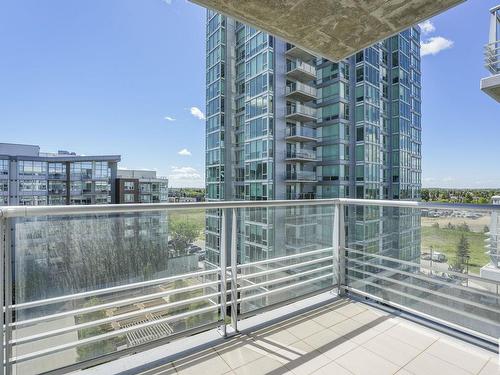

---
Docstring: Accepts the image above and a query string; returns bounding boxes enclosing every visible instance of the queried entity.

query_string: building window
[19,161,47,176]
[124,181,135,190]
[124,193,135,203]
[48,163,66,178]
[140,183,151,193]
[19,196,47,206]
[140,194,151,203]
[0,160,8,175]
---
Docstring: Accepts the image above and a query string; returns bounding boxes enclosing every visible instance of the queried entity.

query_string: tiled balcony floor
[133,299,498,375]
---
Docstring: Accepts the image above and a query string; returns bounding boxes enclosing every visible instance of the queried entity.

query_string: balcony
[285,171,317,183]
[285,150,318,162]
[481,40,500,102]
[285,43,317,62]
[286,125,317,142]
[285,82,317,102]
[286,104,317,123]
[286,59,316,82]
[1,199,499,375]
[480,5,500,102]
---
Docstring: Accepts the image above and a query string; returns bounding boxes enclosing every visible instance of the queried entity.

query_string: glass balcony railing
[286,103,317,120]
[485,40,500,74]
[285,171,317,181]
[286,59,316,79]
[1,199,499,374]
[285,149,317,160]
[286,125,317,139]
[285,81,317,99]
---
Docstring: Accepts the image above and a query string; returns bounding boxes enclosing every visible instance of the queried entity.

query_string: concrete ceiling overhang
[190,0,464,61]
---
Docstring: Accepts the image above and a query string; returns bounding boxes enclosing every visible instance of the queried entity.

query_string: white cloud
[162,0,172,5]
[164,116,176,121]
[190,106,205,120]
[421,36,454,56]
[168,166,203,187]
[178,148,192,156]
[418,20,435,34]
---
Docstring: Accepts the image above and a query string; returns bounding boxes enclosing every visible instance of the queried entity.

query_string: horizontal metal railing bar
[237,247,334,269]
[0,199,339,218]
[336,198,500,212]
[346,256,500,301]
[347,275,500,329]
[238,264,334,292]
[344,286,498,345]
[11,280,221,329]
[12,291,223,346]
[26,320,224,375]
[344,247,500,287]
[238,255,334,280]
[237,285,338,320]
[10,268,221,311]
[10,304,222,364]
[345,265,500,315]
[2,198,500,219]
[237,272,334,304]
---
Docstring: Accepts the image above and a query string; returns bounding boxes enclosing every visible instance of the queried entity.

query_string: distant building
[115,169,168,204]
[0,143,120,206]
[481,5,500,102]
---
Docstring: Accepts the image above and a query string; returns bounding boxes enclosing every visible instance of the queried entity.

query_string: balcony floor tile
[334,346,400,375]
[423,339,491,374]
[90,297,497,375]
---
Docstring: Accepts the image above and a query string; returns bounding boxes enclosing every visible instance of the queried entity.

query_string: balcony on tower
[285,81,317,102]
[285,42,317,62]
[286,102,317,122]
[285,124,317,142]
[286,58,317,82]
[481,5,500,102]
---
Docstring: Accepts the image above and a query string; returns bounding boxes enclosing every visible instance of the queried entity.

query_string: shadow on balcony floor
[98,298,498,375]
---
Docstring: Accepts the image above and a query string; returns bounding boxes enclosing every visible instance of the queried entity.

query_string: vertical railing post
[333,203,339,291]
[0,218,5,375]
[230,208,238,333]
[3,219,12,375]
[337,203,346,296]
[219,209,227,337]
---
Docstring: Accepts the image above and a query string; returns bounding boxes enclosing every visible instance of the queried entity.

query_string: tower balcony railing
[285,149,318,161]
[286,103,317,122]
[285,125,317,141]
[285,81,317,101]
[1,199,500,374]
[484,40,500,75]
[285,43,317,63]
[285,171,317,182]
[286,59,317,82]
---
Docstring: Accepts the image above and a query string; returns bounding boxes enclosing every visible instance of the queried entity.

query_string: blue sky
[0,0,499,188]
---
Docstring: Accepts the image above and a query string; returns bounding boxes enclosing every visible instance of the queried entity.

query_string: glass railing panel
[236,204,337,316]
[9,209,222,375]
[344,204,500,340]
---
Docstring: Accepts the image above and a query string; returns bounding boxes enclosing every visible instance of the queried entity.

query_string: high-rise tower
[205,10,422,267]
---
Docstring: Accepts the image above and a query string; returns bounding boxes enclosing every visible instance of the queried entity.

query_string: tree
[170,220,200,255]
[451,234,470,272]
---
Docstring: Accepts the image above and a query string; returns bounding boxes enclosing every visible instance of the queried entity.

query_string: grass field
[168,209,205,241]
[421,226,489,274]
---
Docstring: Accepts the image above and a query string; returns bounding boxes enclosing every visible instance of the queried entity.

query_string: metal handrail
[3,197,500,373]
[2,198,500,218]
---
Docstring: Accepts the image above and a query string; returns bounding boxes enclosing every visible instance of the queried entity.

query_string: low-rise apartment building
[0,143,120,205]
[115,169,169,204]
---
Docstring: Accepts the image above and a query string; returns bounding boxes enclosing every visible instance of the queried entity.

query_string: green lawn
[168,209,205,241]
[421,226,489,274]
